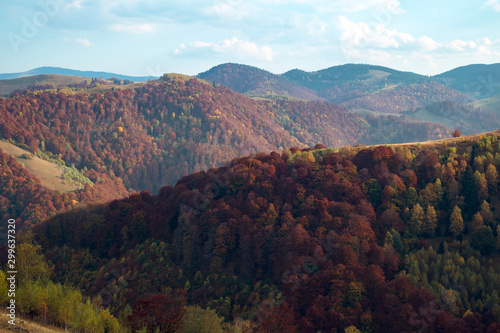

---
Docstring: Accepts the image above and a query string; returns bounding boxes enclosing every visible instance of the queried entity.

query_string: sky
[1,0,500,77]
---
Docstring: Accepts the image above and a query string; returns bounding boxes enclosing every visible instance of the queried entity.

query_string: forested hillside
[0,74,451,229]
[201,63,473,114]
[22,131,500,332]
[405,100,500,135]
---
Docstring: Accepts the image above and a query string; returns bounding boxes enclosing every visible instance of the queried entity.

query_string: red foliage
[127,292,186,333]
[452,129,462,137]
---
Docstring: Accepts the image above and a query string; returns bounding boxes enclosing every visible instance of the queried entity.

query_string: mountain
[197,63,322,101]
[0,73,456,229]
[283,63,428,91]
[433,63,500,98]
[31,130,500,332]
[0,66,157,82]
[201,63,473,114]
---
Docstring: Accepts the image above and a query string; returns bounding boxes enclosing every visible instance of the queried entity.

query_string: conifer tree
[449,206,464,237]
[485,164,498,192]
[409,203,425,236]
[479,200,494,226]
[471,212,484,232]
[424,205,438,237]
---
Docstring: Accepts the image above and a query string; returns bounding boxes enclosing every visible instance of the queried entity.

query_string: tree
[423,205,438,237]
[471,226,496,255]
[461,166,478,215]
[479,200,494,226]
[471,212,484,232]
[127,293,186,333]
[452,129,462,138]
[0,271,8,305]
[473,171,488,203]
[17,231,51,285]
[345,326,362,333]
[485,164,498,192]
[409,203,425,236]
[405,187,419,207]
[182,306,223,333]
[449,206,464,237]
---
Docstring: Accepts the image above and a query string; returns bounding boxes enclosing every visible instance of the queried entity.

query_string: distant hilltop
[0,66,157,82]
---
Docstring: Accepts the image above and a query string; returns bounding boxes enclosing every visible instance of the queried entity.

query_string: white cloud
[174,37,274,61]
[338,16,414,49]
[484,0,500,11]
[338,17,497,56]
[445,39,477,52]
[110,23,156,34]
[203,3,248,20]
[416,35,439,51]
[262,0,405,14]
[336,16,500,74]
[76,38,93,46]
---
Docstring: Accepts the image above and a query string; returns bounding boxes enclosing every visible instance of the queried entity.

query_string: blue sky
[1,0,500,77]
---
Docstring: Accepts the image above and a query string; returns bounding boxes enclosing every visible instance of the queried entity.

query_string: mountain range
[1,62,500,332]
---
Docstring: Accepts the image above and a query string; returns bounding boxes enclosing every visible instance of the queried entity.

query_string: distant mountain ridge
[197,63,323,101]
[433,63,500,97]
[0,66,157,82]
[197,63,474,113]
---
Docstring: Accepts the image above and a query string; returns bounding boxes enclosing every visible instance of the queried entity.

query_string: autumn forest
[0,64,500,332]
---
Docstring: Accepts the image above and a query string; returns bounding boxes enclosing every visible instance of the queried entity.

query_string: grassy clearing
[470,94,500,114]
[0,312,66,333]
[0,141,84,193]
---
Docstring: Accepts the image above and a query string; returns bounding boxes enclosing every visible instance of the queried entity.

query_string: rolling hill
[433,63,500,98]
[28,130,500,332]
[0,73,454,229]
[199,63,474,114]
[0,66,157,82]
[0,74,92,96]
[404,100,500,135]
[197,63,323,101]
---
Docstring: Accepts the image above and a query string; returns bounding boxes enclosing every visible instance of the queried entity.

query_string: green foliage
[181,306,224,333]
[61,164,94,187]
[408,203,424,236]
[17,231,51,285]
[6,233,123,332]
[0,271,8,305]
[471,226,496,255]
[406,245,500,316]
[345,326,362,333]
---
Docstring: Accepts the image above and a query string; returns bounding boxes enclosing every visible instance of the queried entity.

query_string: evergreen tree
[424,205,438,237]
[479,201,494,226]
[409,203,425,236]
[471,226,496,255]
[471,212,484,232]
[461,166,477,216]
[485,164,498,192]
[449,206,464,237]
